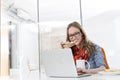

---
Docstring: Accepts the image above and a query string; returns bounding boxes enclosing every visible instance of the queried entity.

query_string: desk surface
[41,73,120,80]
[9,68,120,80]
[41,66,120,80]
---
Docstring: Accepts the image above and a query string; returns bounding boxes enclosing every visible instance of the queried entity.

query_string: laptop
[42,48,91,78]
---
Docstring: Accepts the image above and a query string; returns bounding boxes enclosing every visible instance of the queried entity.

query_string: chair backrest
[100,47,110,69]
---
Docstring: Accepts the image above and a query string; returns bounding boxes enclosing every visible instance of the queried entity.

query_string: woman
[61,21,106,74]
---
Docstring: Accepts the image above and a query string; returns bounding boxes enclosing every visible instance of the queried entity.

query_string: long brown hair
[66,21,95,55]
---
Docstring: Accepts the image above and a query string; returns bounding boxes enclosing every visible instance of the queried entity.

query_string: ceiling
[2,0,120,23]
[2,0,80,22]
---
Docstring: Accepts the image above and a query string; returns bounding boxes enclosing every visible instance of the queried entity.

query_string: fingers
[60,41,75,48]
[60,42,65,48]
[77,68,87,74]
[77,68,83,73]
[77,68,82,73]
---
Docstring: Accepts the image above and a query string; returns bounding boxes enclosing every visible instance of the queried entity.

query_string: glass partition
[39,0,81,79]
[1,0,40,80]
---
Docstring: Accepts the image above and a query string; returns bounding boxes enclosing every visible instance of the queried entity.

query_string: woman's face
[68,26,82,46]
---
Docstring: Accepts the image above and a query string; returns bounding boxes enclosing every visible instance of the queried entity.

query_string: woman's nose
[72,38,77,42]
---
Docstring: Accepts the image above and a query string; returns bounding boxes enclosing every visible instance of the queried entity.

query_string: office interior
[1,0,120,80]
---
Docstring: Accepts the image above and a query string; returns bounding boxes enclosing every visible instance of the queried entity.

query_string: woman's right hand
[60,41,75,48]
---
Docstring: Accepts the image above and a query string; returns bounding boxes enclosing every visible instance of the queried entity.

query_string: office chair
[100,47,110,69]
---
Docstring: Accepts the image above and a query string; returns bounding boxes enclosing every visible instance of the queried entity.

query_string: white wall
[82,0,120,69]
[39,0,80,22]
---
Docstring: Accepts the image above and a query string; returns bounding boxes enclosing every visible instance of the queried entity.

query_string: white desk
[41,72,120,80]
[9,68,120,80]
[41,66,120,80]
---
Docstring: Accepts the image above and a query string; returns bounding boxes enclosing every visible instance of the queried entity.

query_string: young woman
[61,21,107,74]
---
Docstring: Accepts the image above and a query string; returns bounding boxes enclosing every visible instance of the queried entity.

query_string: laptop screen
[42,48,78,77]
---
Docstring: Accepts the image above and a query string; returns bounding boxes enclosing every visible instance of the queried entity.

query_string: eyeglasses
[69,32,81,40]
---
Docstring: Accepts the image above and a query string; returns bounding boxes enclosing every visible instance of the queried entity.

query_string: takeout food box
[105,69,120,72]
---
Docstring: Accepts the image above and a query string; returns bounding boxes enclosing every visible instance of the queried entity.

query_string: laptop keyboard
[78,73,91,77]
